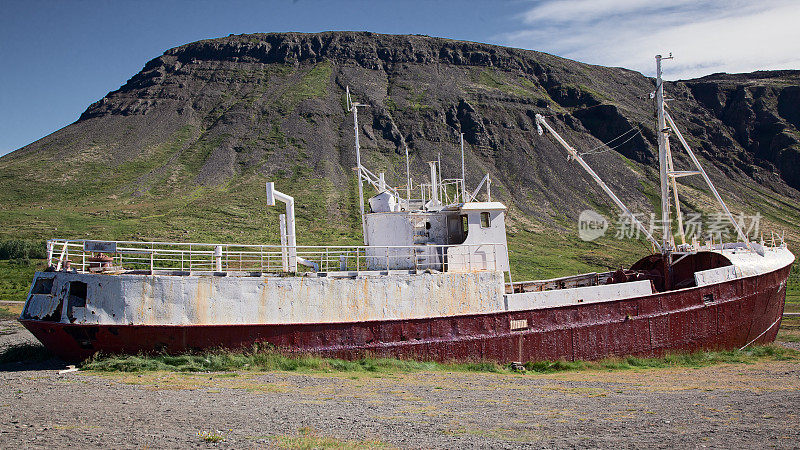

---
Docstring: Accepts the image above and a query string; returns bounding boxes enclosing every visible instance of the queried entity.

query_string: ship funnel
[265,181,297,272]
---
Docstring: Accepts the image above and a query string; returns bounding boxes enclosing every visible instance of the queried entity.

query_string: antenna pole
[437,152,443,203]
[655,54,674,253]
[460,133,466,202]
[405,144,411,203]
[347,87,368,245]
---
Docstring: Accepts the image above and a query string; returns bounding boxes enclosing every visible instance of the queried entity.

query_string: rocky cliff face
[682,72,800,190]
[1,32,798,263]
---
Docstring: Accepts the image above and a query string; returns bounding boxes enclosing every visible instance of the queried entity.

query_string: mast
[655,54,674,253]
[664,110,752,247]
[654,55,752,251]
[437,152,443,203]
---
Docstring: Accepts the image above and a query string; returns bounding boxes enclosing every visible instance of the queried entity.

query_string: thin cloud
[499,0,800,79]
[518,0,700,25]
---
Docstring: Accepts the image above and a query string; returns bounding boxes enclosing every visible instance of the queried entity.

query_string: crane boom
[535,114,662,252]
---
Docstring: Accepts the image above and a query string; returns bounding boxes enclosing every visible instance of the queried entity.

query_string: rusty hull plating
[20,263,790,363]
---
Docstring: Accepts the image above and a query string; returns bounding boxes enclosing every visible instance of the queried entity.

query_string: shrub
[0,240,47,260]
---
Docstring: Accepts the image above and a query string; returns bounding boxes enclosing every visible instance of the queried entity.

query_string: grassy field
[3,339,795,372]
[0,260,42,303]
[786,265,800,313]
[0,259,43,318]
[778,316,800,343]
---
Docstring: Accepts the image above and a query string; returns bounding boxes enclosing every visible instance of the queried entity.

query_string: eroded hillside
[1,32,798,279]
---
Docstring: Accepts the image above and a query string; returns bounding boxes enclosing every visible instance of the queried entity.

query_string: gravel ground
[2,319,799,449]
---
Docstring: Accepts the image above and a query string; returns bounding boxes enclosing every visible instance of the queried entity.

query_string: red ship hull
[20,265,790,363]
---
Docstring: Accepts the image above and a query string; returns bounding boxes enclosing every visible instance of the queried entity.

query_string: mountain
[1,31,798,280]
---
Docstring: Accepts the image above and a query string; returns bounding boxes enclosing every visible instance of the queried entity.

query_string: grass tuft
[82,346,451,374]
[197,430,228,443]
[0,306,20,320]
[523,346,799,373]
[271,426,387,449]
[0,343,53,364]
[80,344,798,375]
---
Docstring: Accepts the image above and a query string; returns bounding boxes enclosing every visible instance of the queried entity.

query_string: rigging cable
[532,113,643,157]
[579,127,642,156]
[533,115,655,254]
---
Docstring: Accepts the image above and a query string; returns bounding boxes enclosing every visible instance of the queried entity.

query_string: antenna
[405,144,411,202]
[460,133,466,202]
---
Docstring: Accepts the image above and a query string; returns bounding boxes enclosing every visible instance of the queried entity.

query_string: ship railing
[45,239,507,275]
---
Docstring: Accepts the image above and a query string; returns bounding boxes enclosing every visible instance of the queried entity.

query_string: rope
[532,113,642,157]
[739,315,782,350]
[582,127,637,152]
[579,128,643,156]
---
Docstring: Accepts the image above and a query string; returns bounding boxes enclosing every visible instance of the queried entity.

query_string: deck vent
[510,319,528,331]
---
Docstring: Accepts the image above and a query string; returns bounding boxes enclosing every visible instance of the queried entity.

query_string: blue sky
[2,0,798,156]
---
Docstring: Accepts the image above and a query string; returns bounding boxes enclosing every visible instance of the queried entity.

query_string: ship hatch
[32,277,53,295]
[447,214,469,245]
[66,281,88,323]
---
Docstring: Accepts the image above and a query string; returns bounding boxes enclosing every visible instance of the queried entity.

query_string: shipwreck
[20,56,794,363]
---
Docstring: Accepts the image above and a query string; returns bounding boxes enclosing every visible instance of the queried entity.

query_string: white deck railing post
[214,245,223,272]
[46,241,53,267]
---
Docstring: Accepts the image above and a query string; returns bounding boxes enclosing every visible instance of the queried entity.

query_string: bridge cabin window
[480,212,491,228]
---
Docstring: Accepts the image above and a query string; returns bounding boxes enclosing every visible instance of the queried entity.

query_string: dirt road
[2,319,799,448]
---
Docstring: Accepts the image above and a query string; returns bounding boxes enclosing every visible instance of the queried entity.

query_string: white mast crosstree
[653,54,751,253]
[535,54,753,257]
